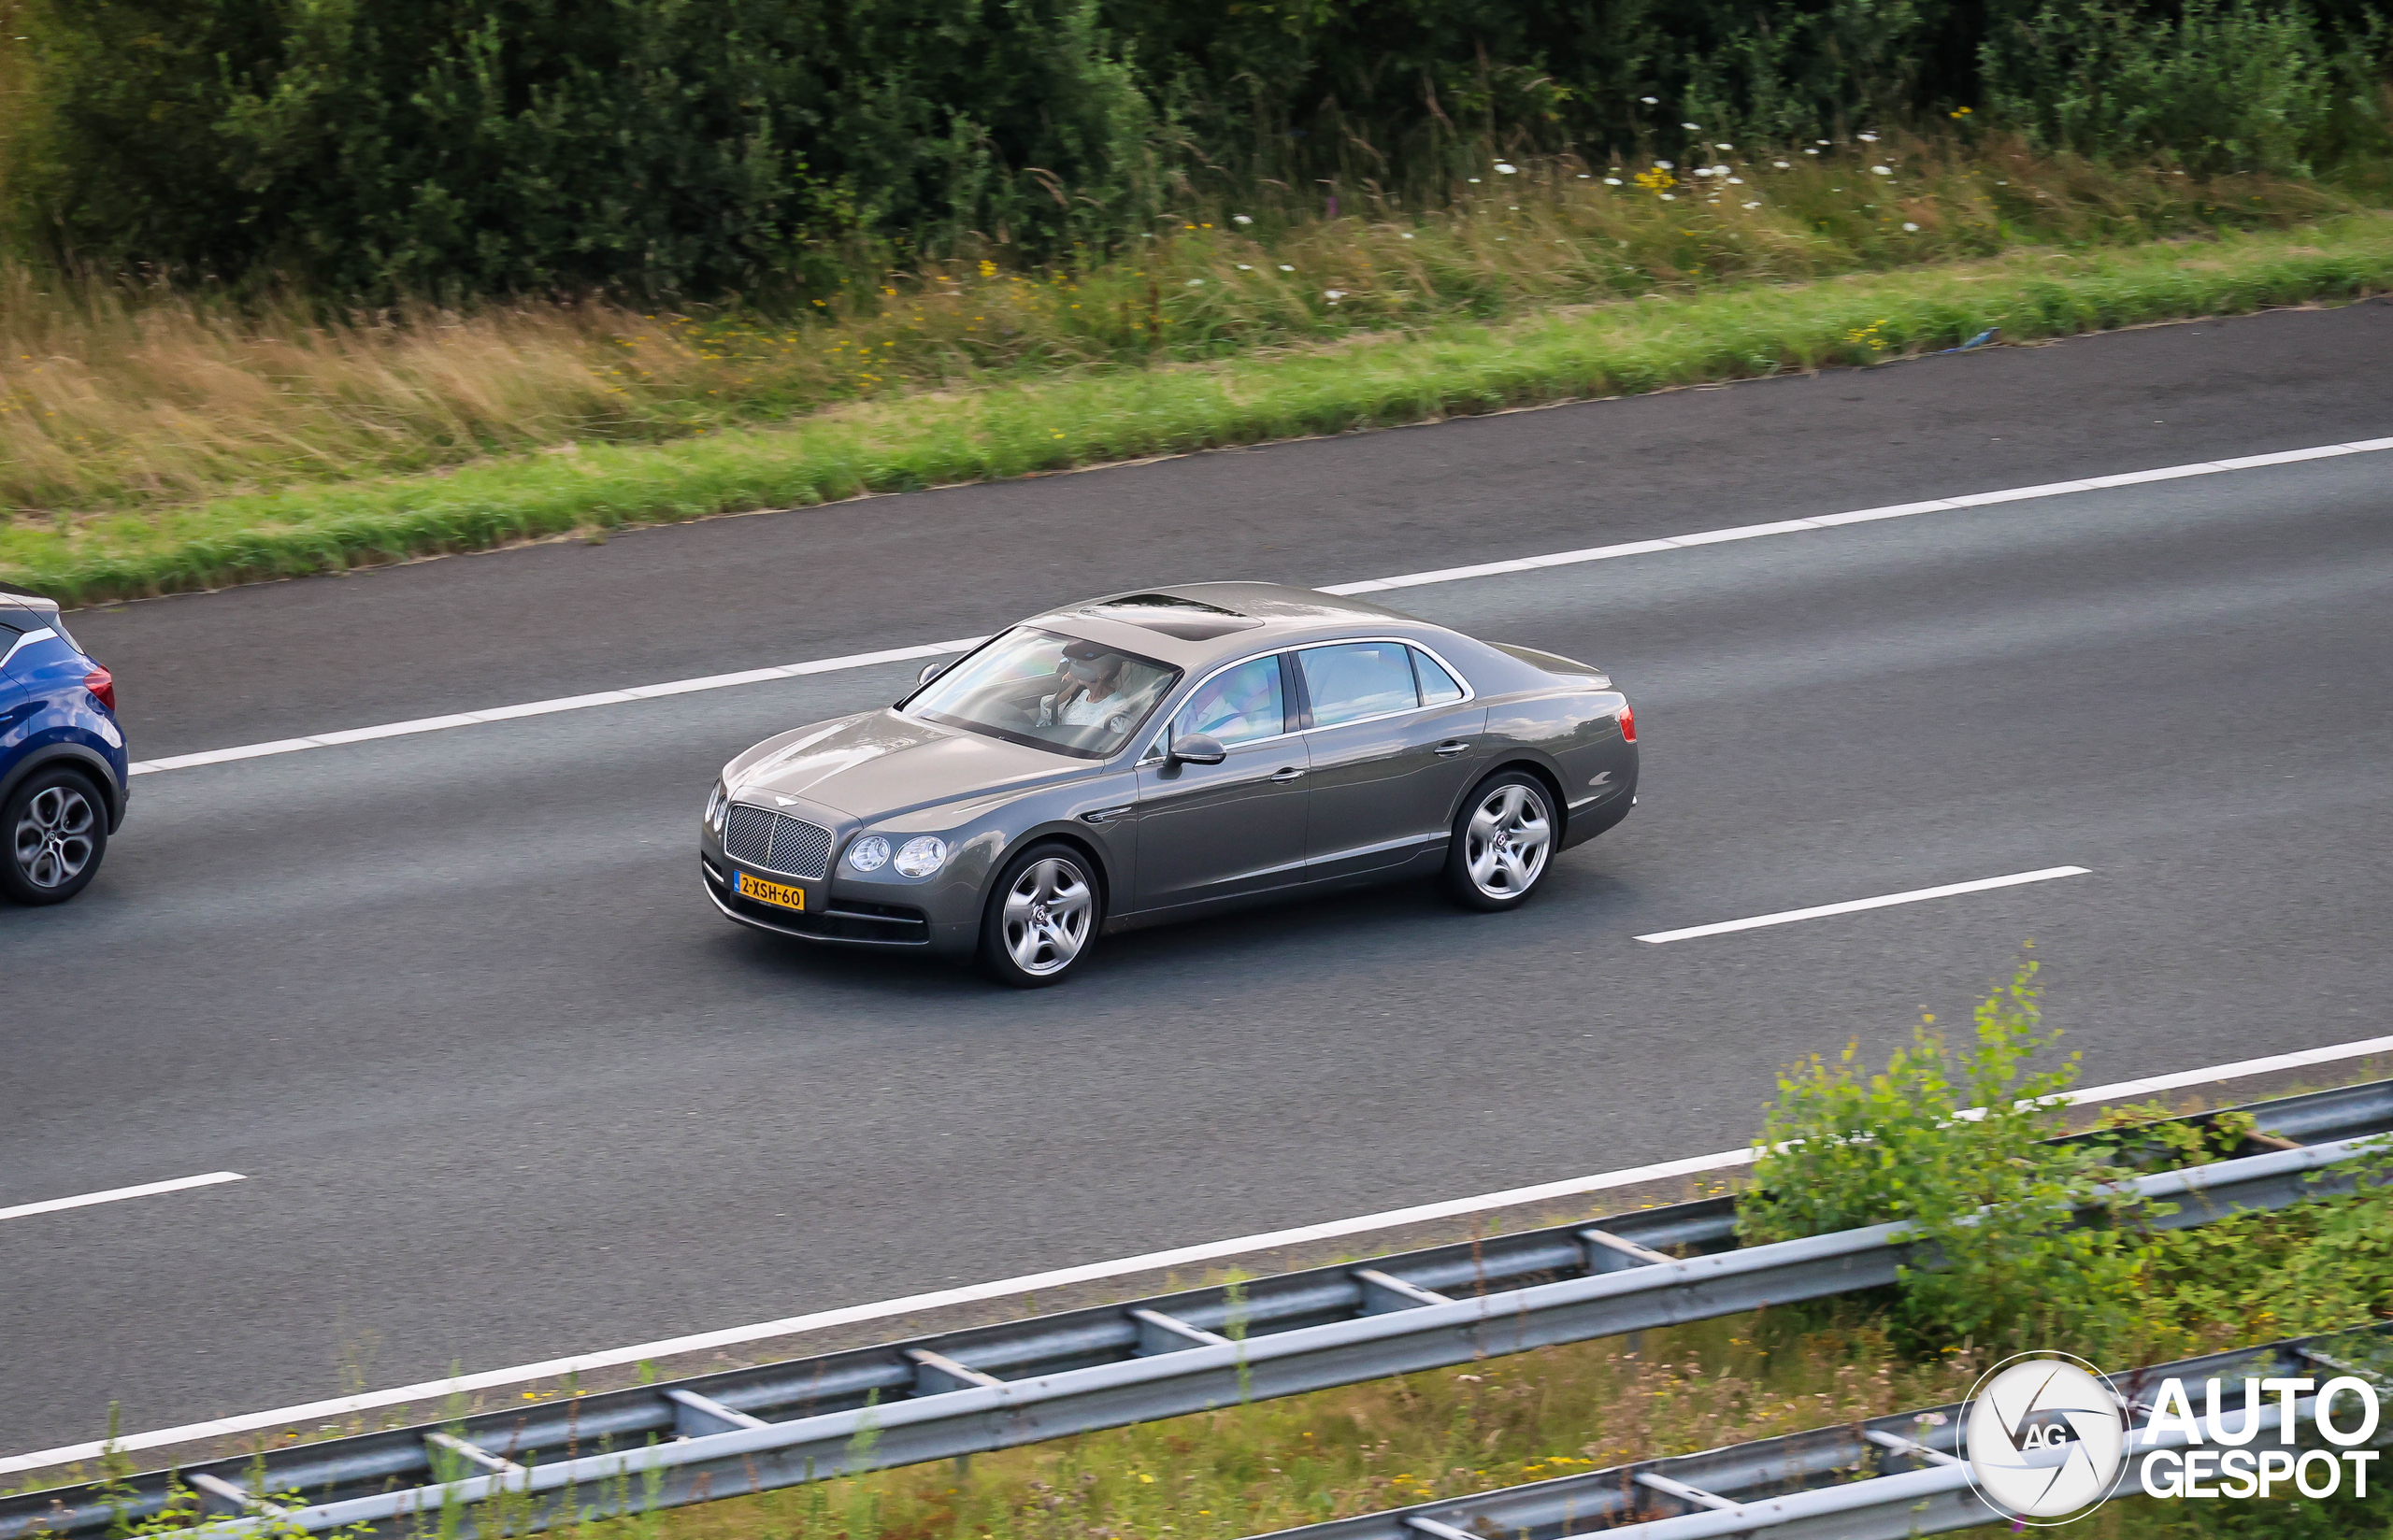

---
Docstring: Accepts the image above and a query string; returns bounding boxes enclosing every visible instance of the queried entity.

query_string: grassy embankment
[3,139,2390,604]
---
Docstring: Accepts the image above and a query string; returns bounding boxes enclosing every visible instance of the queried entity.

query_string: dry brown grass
[0,135,2358,523]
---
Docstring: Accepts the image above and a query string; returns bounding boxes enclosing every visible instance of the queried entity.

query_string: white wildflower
[1774,161,1790,168]
[1902,221,1919,231]
[1727,176,1742,184]
[1871,165,1892,175]
[1186,278,1204,287]
[1603,177,1623,185]
[1231,214,1253,225]
[1682,121,1700,130]
[1640,95,1658,105]
[1858,132,1880,142]
[1494,163,1518,175]
[1278,264,1295,272]
[1325,289,1346,300]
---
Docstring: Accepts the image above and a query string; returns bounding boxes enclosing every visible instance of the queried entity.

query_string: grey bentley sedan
[701,583,1637,986]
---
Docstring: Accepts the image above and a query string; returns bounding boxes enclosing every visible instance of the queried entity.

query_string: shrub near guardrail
[1741,955,2393,1375]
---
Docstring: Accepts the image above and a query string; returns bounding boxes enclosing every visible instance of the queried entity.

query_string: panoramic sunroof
[1081,592,1262,640]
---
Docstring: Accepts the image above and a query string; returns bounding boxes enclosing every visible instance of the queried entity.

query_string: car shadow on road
[706,856,1647,999]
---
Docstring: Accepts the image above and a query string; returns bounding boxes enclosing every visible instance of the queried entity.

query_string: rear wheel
[3,766,108,905]
[1440,769,1555,912]
[978,841,1103,988]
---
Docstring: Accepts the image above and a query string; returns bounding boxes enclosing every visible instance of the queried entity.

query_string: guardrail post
[1579,1227,1673,1274]
[1352,1269,1453,1315]
[662,1390,769,1439]
[904,1348,1004,1396]
[184,1475,287,1519]
[1634,1470,1740,1513]
[1130,1307,1230,1355]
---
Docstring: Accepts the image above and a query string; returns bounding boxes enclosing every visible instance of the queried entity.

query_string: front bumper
[701,852,936,948]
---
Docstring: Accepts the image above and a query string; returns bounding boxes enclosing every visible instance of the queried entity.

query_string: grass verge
[6,212,2392,605]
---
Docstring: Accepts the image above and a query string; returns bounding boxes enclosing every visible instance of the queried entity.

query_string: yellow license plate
[735,871,807,912]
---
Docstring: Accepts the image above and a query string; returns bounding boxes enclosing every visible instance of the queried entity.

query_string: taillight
[1618,704,1636,743]
[84,665,115,712]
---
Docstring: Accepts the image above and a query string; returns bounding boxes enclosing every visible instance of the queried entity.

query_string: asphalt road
[3,303,2390,1455]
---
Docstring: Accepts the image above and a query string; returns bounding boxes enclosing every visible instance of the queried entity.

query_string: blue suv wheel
[1,591,129,905]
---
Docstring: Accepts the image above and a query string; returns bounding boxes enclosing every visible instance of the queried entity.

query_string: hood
[726,709,1086,818]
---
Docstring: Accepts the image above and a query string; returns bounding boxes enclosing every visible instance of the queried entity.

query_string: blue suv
[1,591,128,905]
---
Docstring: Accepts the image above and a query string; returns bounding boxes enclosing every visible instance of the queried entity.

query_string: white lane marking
[1320,436,2391,594]
[0,1171,245,1224]
[129,641,984,775]
[13,1026,2393,1476]
[1635,866,2091,944]
[123,435,2393,777]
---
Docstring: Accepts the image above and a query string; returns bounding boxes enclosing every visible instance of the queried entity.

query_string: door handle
[1269,766,1306,783]
[1434,740,1471,757]
[1081,804,1136,825]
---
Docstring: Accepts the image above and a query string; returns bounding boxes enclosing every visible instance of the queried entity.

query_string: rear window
[1411,648,1467,705]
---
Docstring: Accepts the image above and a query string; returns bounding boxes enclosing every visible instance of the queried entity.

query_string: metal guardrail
[1256,1324,2393,1540]
[7,1080,2387,1540]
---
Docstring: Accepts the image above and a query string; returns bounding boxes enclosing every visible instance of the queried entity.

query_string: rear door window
[1299,642,1420,728]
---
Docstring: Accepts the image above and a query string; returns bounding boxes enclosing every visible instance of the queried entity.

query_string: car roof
[1022,582,1436,669]
[0,589,61,618]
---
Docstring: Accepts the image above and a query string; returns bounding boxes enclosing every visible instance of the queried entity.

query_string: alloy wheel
[13,783,97,891]
[1464,782,1551,899]
[1000,856,1094,976]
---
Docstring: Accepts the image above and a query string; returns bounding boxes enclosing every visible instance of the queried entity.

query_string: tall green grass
[6,213,2389,605]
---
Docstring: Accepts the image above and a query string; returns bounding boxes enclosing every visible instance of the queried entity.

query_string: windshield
[905,628,1180,759]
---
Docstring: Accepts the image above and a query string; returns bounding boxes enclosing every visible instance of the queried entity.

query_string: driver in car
[1040,640,1133,729]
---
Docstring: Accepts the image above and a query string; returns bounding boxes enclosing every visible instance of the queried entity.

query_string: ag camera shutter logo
[1963,1353,2131,1523]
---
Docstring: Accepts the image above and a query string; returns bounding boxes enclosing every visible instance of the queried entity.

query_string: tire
[2,765,108,905]
[978,841,1104,987]
[1440,769,1557,913]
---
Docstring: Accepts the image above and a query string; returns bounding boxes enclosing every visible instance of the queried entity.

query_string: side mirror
[1168,732,1226,766]
[916,661,948,686]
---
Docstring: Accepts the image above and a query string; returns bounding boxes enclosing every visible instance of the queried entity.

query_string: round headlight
[847,834,891,872]
[894,836,948,878]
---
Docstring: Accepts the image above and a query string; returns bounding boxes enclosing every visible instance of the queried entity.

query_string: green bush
[1740,958,2149,1356]
[1983,0,2386,176]
[1742,955,2393,1367]
[9,0,1159,296]
[7,1,2388,298]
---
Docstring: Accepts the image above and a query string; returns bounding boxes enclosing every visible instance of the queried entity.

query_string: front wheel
[3,766,108,905]
[978,841,1104,987]
[1440,770,1555,912]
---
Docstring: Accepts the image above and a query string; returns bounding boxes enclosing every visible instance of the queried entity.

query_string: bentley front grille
[723,803,835,879]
